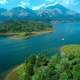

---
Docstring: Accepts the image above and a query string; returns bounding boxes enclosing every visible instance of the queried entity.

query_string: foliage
[16,45,80,80]
[0,20,52,33]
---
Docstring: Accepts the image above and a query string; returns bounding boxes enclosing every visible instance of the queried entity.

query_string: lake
[0,22,80,76]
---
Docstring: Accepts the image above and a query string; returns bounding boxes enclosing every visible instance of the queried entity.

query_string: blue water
[0,22,80,76]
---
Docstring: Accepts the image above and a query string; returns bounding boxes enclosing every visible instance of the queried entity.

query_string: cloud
[18,0,30,8]
[73,0,80,6]
[32,3,46,10]
[47,0,61,3]
[32,0,60,10]
[0,0,7,4]
[60,0,79,6]
[61,0,70,5]
[45,0,61,6]
[48,0,53,2]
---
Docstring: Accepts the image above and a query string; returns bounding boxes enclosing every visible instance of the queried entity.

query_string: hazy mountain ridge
[0,4,80,21]
[37,4,80,20]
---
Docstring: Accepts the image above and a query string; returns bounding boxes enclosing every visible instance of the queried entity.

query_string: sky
[0,0,80,13]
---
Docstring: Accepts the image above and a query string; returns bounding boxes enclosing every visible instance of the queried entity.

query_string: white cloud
[0,0,7,4]
[47,0,61,3]
[18,0,30,8]
[47,2,59,6]
[32,3,46,10]
[60,0,78,6]
[45,0,61,6]
[61,0,70,5]
[32,0,60,10]
[48,0,53,2]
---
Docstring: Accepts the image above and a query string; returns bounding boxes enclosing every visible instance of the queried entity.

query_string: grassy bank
[4,64,24,80]
[5,45,80,80]
[0,20,53,39]
[3,30,52,39]
[0,30,52,39]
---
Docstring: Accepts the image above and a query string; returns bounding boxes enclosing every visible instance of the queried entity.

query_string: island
[5,45,80,80]
[0,20,52,39]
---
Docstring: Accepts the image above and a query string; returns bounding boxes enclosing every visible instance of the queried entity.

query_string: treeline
[0,20,52,33]
[17,45,80,80]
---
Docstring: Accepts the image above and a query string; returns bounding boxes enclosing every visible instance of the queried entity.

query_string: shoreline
[2,30,53,80]
[0,30,52,40]
[4,64,24,80]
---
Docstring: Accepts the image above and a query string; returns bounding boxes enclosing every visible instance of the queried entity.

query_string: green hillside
[0,21,52,33]
[5,45,80,80]
[0,21,52,39]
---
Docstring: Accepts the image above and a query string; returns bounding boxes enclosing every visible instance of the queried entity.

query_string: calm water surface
[0,22,80,76]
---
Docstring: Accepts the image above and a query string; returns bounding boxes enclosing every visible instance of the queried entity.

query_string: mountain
[0,4,80,21]
[0,7,37,21]
[9,7,37,19]
[0,8,10,21]
[0,8,7,14]
[37,4,80,20]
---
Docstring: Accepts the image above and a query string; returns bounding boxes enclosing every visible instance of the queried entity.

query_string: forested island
[5,45,80,80]
[0,21,52,39]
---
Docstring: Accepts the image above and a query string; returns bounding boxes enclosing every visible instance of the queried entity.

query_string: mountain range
[0,4,80,21]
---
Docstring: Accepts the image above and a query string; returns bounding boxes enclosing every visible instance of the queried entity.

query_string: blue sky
[0,0,80,13]
[0,0,59,9]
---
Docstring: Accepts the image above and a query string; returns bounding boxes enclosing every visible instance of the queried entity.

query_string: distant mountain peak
[46,4,67,9]
[0,8,7,13]
[0,4,80,21]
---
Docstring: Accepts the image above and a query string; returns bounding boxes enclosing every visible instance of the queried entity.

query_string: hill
[37,4,80,21]
[0,4,80,21]
[0,20,52,39]
[5,45,80,80]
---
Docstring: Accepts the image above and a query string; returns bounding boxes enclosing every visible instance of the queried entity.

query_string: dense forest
[0,21,52,33]
[6,45,80,80]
